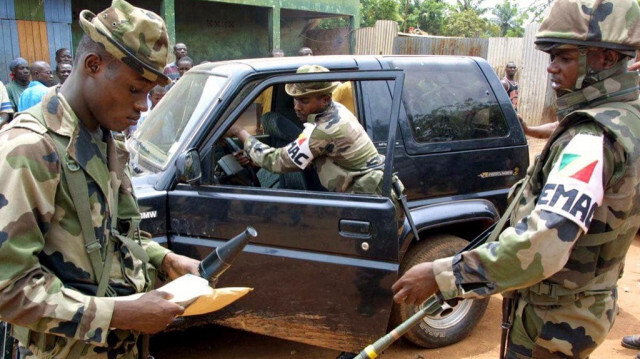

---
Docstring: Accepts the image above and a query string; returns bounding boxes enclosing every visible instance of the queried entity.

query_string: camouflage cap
[285,65,340,98]
[535,0,640,57]
[79,0,170,86]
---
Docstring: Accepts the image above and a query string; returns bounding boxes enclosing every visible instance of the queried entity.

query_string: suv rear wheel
[391,234,489,348]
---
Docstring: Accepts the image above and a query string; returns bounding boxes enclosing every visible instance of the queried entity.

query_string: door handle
[339,219,371,239]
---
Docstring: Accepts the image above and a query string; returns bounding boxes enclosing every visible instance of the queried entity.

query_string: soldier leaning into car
[226,64,405,236]
[392,1,640,358]
[226,64,401,196]
[0,0,201,358]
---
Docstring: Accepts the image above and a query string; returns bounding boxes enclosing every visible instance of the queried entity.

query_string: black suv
[127,55,529,352]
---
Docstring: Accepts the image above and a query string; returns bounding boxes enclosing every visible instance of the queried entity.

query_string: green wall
[176,0,269,62]
[70,0,358,61]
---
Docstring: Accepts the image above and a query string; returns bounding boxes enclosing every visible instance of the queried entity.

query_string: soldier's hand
[111,290,184,333]
[233,150,251,166]
[392,262,439,306]
[629,60,640,72]
[161,252,200,280]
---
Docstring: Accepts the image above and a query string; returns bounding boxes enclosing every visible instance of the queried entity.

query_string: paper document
[114,274,253,316]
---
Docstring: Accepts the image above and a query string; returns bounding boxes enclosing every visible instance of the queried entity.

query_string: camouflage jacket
[433,71,640,303]
[0,88,170,358]
[244,101,385,193]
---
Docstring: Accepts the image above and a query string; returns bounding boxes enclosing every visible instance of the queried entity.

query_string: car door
[166,69,406,351]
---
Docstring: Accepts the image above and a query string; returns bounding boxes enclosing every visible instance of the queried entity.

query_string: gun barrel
[354,296,443,359]
[199,226,257,280]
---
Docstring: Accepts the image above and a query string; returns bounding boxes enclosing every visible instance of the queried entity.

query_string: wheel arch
[398,199,499,262]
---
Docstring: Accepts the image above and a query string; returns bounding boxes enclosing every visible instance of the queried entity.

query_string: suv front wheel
[391,234,490,348]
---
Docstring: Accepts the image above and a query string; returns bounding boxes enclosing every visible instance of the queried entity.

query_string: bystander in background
[5,57,30,112]
[18,61,55,111]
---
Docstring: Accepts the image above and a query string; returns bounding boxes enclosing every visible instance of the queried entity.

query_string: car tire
[390,234,490,348]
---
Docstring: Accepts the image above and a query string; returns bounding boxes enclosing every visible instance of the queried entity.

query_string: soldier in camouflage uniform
[0,0,200,358]
[227,64,391,195]
[392,1,640,358]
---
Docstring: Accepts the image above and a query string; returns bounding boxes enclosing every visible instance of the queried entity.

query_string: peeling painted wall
[69,0,357,62]
[176,0,269,62]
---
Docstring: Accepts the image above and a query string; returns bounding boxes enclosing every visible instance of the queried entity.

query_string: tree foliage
[492,0,524,37]
[403,0,449,35]
[454,0,488,16]
[358,0,550,38]
[360,0,401,27]
[443,9,489,37]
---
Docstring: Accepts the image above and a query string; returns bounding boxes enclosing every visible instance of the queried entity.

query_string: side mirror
[176,148,202,185]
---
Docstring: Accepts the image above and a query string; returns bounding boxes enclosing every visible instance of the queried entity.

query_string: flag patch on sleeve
[536,134,604,232]
[286,123,316,169]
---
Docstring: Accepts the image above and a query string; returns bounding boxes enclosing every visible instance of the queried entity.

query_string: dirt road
[151,138,640,358]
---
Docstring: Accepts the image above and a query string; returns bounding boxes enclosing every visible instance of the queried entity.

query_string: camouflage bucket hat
[285,65,340,98]
[79,0,171,86]
[535,0,640,57]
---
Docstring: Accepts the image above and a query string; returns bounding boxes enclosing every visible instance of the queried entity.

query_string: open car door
[166,69,405,352]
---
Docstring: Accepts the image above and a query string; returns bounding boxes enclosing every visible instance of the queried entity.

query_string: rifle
[499,291,517,359]
[353,223,496,359]
[199,226,257,281]
[354,171,529,359]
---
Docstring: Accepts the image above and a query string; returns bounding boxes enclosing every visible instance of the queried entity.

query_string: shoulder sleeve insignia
[536,133,604,232]
[285,123,316,169]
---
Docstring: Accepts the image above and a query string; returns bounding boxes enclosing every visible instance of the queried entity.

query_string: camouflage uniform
[0,0,172,357]
[244,65,387,194]
[431,1,640,358]
[245,101,386,194]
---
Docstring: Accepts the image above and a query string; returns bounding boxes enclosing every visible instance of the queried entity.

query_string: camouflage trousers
[506,291,617,359]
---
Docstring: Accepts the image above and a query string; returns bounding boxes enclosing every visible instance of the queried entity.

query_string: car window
[210,79,389,194]
[129,73,228,172]
[389,58,508,143]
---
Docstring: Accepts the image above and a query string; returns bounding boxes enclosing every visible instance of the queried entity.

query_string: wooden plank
[0,0,16,20]
[44,0,72,23]
[36,20,49,62]
[0,19,20,83]
[47,22,71,65]
[17,20,33,63]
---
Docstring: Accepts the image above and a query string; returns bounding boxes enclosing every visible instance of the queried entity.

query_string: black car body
[128,55,528,351]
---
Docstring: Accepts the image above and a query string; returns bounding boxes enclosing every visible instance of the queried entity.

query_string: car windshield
[128,73,228,173]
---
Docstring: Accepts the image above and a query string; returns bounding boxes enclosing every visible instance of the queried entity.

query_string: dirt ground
[151,137,640,358]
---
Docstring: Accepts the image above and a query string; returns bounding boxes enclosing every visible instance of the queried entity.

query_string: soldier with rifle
[0,1,206,358]
[392,0,640,358]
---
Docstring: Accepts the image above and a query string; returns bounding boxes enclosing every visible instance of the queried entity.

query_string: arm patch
[536,134,604,232]
[285,123,316,169]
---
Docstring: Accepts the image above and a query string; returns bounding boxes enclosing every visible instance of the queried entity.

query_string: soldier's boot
[622,335,640,350]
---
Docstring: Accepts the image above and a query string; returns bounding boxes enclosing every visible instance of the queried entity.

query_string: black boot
[622,335,640,350]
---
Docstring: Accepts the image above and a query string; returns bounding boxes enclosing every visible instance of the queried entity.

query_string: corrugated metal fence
[519,23,556,125]
[354,20,397,55]
[393,36,488,57]
[355,21,554,126]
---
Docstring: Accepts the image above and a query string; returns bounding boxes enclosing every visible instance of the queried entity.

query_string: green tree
[412,0,449,35]
[443,9,490,37]
[360,0,402,27]
[492,0,523,37]
[524,0,553,23]
[454,0,488,16]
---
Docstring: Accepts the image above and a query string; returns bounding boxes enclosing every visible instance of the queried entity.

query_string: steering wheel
[224,137,261,187]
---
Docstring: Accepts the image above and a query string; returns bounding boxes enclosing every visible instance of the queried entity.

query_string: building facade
[0,0,359,83]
